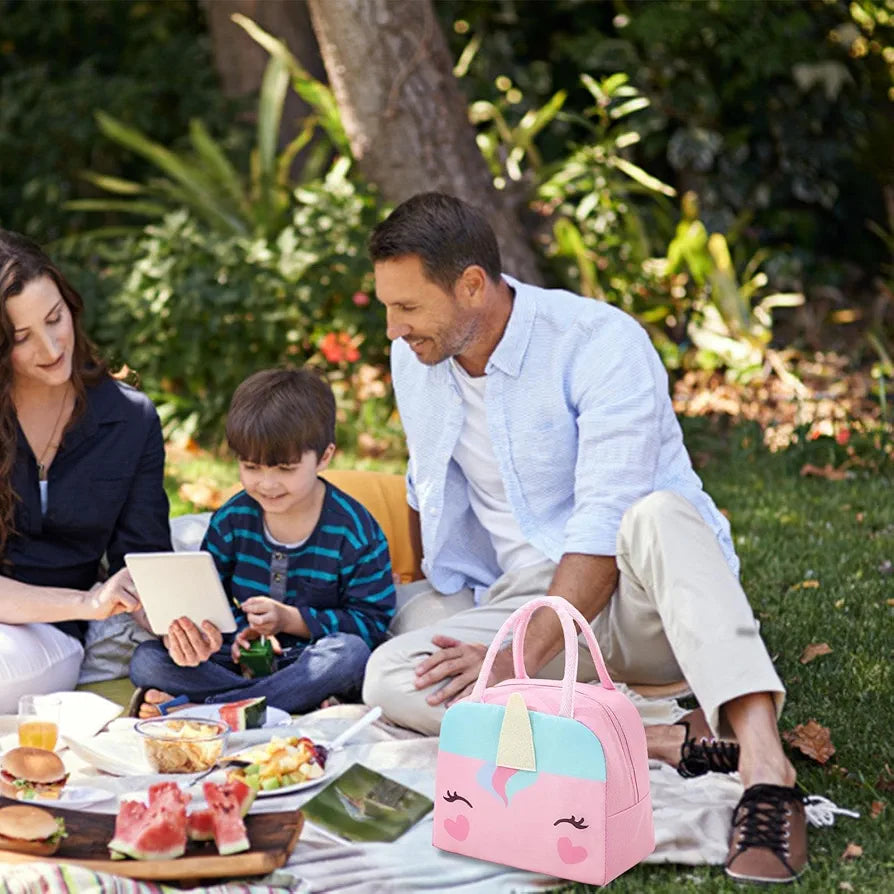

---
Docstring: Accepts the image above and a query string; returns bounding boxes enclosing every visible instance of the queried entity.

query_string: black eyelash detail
[443,790,473,808]
[554,815,589,829]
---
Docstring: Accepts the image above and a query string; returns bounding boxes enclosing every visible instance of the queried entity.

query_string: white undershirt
[263,522,308,549]
[450,359,547,574]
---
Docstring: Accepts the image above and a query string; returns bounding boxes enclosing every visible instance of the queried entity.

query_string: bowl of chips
[134,717,229,774]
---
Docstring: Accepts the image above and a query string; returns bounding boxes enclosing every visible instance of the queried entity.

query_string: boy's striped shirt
[201,481,396,651]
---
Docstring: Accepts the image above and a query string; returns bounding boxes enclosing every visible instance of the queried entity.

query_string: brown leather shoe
[675,709,740,778]
[725,784,808,883]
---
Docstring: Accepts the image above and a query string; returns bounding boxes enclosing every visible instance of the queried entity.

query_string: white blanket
[0,691,743,893]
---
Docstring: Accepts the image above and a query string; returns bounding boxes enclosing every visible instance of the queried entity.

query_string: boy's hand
[231,626,282,663]
[163,617,223,667]
[241,596,287,636]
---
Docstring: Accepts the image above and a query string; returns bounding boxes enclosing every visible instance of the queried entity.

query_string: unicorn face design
[434,693,608,878]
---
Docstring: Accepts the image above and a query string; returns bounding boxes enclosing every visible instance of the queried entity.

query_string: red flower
[352,291,371,307]
[320,331,361,364]
[836,428,850,446]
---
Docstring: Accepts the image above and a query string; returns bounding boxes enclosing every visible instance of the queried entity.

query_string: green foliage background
[0,0,891,446]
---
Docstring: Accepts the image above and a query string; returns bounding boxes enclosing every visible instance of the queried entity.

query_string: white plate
[12,786,116,810]
[54,691,123,739]
[231,743,346,798]
[177,703,291,729]
[62,731,151,777]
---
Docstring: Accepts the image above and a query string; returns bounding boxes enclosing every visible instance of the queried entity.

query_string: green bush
[439,0,893,308]
[0,0,241,240]
[94,166,385,445]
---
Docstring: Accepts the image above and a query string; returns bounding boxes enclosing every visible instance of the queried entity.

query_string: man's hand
[230,627,283,664]
[240,596,288,637]
[83,568,140,620]
[163,617,223,667]
[414,635,515,707]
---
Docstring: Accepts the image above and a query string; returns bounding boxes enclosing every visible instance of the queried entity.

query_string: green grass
[164,421,894,891]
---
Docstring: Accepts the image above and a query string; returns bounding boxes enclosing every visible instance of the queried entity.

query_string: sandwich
[0,804,66,855]
[0,747,68,800]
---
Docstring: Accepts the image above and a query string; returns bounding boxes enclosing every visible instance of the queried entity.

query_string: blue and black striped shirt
[201,481,396,651]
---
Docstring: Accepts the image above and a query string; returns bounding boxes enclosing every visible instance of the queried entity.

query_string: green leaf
[609,96,651,119]
[78,171,146,195]
[609,157,676,197]
[64,198,171,216]
[232,13,349,155]
[256,54,290,231]
[188,120,248,216]
[94,111,248,234]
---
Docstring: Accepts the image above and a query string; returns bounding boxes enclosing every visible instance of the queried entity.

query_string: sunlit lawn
[164,418,893,892]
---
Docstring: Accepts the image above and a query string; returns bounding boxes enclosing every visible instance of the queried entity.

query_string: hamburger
[0,804,66,856]
[0,747,68,800]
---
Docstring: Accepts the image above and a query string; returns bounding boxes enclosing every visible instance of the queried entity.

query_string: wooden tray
[0,796,303,881]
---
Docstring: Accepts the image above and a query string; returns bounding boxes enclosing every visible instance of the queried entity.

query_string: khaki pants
[363,490,785,737]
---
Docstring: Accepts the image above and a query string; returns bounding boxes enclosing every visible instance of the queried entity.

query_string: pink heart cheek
[557,836,588,865]
[444,814,470,841]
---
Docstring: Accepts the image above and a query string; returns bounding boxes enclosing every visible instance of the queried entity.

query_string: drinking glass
[17,694,61,750]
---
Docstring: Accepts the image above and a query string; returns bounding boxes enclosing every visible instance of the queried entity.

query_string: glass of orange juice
[17,695,61,750]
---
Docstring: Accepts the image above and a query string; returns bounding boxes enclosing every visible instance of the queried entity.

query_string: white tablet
[124,551,238,636]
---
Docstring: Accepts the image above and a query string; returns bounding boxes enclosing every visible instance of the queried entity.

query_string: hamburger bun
[0,804,65,856]
[0,747,67,800]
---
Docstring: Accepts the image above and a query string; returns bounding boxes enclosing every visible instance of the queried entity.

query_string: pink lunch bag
[433,595,655,885]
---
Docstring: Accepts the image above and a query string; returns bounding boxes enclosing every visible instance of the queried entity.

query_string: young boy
[129,368,396,716]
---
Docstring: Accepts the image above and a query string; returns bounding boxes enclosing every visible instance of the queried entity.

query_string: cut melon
[218,696,267,731]
[186,808,215,842]
[109,800,187,860]
[204,781,250,855]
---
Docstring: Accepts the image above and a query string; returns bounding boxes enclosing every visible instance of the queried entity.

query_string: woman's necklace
[35,387,72,481]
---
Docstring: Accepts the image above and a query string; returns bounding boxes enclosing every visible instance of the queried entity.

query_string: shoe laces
[677,721,741,778]
[731,783,804,861]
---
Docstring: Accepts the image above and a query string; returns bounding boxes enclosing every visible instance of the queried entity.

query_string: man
[362,192,806,884]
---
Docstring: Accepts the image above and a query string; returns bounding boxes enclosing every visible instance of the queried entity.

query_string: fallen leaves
[840,842,863,861]
[799,463,849,480]
[782,719,836,764]
[789,579,820,591]
[178,479,241,510]
[800,642,833,664]
[870,800,885,819]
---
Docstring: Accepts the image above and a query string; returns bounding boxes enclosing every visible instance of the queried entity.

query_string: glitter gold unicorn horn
[496,692,536,771]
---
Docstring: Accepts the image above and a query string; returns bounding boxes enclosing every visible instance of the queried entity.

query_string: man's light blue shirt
[391,276,739,595]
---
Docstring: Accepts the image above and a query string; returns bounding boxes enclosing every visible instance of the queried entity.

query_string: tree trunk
[201,0,327,148]
[306,0,542,283]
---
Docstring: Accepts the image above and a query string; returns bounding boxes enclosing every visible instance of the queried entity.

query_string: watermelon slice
[214,777,256,817]
[109,799,188,860]
[203,781,250,855]
[218,696,267,731]
[186,808,215,842]
[148,781,191,809]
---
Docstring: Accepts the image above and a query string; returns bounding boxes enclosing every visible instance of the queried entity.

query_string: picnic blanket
[0,692,744,893]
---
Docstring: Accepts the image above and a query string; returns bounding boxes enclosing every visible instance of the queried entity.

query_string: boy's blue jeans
[130,632,370,714]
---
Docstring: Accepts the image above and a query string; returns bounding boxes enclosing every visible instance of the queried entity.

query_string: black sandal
[126,686,148,718]
[676,718,740,778]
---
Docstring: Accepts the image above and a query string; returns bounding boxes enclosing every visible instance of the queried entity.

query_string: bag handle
[469,596,615,718]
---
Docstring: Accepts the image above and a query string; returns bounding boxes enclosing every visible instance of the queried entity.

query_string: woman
[0,230,171,711]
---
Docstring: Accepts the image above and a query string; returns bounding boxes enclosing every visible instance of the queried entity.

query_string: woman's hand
[162,617,223,667]
[83,568,141,620]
